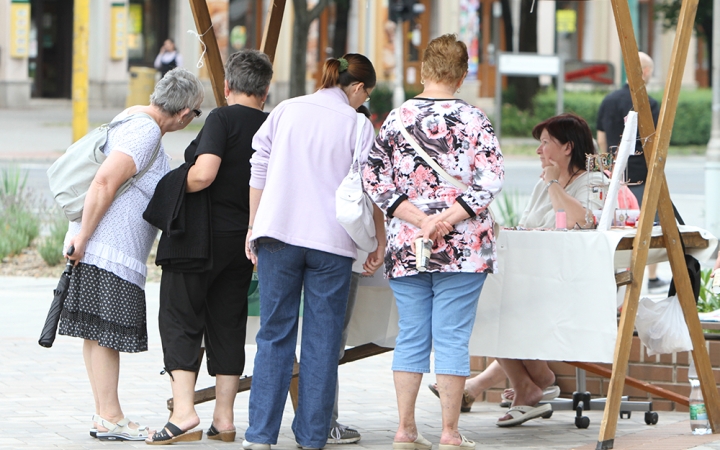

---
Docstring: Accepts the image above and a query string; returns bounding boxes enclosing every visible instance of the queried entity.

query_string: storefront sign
[110,3,127,60]
[556,9,577,34]
[10,0,31,58]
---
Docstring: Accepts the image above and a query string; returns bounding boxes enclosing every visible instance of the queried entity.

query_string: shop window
[127,0,169,67]
[229,0,264,54]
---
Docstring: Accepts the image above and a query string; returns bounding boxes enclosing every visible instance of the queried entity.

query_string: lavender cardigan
[249,87,375,259]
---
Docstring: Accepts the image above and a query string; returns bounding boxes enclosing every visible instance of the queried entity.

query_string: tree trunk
[289,0,330,98]
[501,0,513,52]
[507,0,539,111]
[332,0,351,58]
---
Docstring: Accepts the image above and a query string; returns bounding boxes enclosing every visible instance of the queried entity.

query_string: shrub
[493,188,524,227]
[650,89,712,146]
[698,268,720,313]
[0,166,41,259]
[501,89,712,147]
[38,213,68,266]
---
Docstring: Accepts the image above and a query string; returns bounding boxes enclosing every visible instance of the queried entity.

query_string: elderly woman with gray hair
[59,67,204,441]
[144,50,274,445]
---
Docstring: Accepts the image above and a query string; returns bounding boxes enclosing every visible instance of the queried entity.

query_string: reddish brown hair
[320,53,376,90]
[532,113,595,173]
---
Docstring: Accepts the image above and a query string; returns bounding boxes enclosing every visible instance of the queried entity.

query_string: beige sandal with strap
[94,415,150,441]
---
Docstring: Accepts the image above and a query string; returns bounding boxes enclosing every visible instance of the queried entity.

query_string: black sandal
[207,423,236,442]
[146,422,203,445]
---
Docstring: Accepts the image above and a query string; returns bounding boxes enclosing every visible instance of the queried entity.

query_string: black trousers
[159,233,253,376]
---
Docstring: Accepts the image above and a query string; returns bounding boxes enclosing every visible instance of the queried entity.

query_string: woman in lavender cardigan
[242,54,383,450]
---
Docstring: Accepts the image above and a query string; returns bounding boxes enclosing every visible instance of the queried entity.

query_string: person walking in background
[144,50,273,445]
[596,51,668,293]
[154,39,183,78]
[365,34,503,450]
[242,53,380,450]
[58,68,204,441]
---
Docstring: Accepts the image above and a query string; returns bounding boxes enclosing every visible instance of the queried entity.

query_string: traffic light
[388,0,425,23]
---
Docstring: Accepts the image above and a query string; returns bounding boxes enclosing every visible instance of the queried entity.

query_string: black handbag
[667,209,700,303]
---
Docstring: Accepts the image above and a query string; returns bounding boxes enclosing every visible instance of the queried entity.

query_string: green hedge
[501,88,712,146]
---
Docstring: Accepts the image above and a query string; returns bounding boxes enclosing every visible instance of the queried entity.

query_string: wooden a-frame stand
[598,0,720,448]
[185,1,720,447]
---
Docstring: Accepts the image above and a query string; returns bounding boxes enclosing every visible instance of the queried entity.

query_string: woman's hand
[245,229,257,264]
[66,235,88,266]
[419,214,453,243]
[362,243,385,276]
[542,158,562,184]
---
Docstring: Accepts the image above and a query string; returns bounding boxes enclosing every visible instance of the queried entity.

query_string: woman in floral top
[364,34,503,450]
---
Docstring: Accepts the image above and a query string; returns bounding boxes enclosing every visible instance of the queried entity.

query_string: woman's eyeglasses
[192,109,202,118]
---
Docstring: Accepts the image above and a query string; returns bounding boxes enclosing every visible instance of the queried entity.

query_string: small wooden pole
[188,0,227,107]
[260,0,287,63]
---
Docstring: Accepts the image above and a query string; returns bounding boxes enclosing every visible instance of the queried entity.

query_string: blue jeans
[389,272,487,376]
[245,239,352,448]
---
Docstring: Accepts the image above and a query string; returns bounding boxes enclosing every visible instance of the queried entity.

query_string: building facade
[0,0,702,109]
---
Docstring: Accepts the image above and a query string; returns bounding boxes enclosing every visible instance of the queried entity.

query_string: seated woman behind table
[495,113,606,427]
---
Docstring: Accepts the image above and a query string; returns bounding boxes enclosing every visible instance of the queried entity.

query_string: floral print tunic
[363,98,504,278]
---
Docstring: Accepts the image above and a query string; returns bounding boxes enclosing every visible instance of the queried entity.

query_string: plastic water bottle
[688,356,711,434]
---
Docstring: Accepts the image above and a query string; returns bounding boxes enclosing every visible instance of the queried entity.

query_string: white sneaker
[243,440,271,450]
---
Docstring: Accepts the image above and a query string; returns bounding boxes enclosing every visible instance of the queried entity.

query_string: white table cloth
[345,225,717,364]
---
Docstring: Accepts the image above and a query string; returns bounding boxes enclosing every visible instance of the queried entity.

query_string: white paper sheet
[598,111,637,231]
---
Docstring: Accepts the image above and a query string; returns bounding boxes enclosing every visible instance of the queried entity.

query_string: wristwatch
[546,179,560,189]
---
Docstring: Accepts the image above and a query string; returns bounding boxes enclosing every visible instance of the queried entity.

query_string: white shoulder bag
[335,114,378,252]
[396,112,500,236]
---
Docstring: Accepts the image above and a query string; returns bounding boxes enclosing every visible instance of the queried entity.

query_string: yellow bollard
[72,0,89,143]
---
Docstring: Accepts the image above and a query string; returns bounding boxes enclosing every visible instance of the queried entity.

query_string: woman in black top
[146,49,273,445]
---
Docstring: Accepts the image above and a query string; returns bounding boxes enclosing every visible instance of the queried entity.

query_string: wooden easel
[597,0,720,448]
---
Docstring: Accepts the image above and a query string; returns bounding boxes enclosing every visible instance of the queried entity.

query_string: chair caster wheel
[620,411,631,419]
[575,416,590,428]
[541,410,553,419]
[644,411,658,425]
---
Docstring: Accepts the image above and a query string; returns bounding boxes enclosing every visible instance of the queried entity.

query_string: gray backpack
[47,113,162,222]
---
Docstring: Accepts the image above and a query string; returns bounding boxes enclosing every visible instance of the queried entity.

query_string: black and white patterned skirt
[59,263,148,353]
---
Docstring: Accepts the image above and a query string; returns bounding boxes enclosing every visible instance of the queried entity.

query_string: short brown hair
[421,34,468,85]
[532,113,595,173]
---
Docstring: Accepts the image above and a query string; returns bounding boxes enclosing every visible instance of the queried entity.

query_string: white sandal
[94,415,150,441]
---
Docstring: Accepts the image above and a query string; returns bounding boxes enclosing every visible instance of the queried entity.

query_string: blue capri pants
[389,272,487,376]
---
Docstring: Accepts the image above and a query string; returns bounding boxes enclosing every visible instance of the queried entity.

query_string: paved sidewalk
[3,276,720,450]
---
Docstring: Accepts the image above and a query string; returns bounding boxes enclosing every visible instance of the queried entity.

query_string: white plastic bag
[635,295,692,356]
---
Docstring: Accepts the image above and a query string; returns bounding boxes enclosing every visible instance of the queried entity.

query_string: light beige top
[519,171,607,228]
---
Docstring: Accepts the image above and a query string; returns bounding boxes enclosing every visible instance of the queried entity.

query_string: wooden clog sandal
[207,423,236,442]
[145,422,202,445]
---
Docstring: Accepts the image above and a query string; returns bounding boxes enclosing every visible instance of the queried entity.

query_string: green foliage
[37,213,68,266]
[697,268,720,313]
[649,89,712,146]
[500,89,713,147]
[655,0,713,43]
[494,189,524,227]
[0,166,41,260]
[369,84,393,120]
[0,166,28,198]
